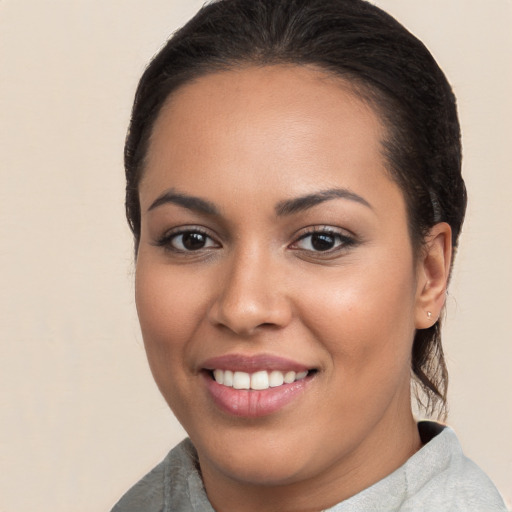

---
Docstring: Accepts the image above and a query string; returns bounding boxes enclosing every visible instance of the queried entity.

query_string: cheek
[297,263,418,438]
[299,258,417,375]
[134,258,207,378]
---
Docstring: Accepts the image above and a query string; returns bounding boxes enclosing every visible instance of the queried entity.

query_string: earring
[427,311,432,319]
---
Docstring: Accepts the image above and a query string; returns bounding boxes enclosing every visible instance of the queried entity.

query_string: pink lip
[200,354,316,418]
[201,353,310,373]
[203,374,313,418]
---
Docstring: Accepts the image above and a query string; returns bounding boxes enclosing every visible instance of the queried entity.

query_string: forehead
[141,64,400,216]
[150,64,385,149]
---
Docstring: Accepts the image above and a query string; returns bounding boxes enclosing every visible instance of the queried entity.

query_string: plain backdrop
[0,1,510,510]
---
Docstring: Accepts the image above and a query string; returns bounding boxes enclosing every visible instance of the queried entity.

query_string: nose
[207,246,293,336]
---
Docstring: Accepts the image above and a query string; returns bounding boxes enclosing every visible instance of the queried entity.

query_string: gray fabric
[111,422,508,512]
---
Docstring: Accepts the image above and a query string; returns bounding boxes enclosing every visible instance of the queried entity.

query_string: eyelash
[155,227,220,253]
[290,227,357,254]
[154,226,357,256]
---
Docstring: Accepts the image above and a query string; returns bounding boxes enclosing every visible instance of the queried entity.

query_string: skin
[135,65,452,512]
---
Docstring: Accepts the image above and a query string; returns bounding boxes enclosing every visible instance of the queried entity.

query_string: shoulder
[328,422,508,512]
[110,439,200,512]
[401,422,508,511]
[110,457,166,512]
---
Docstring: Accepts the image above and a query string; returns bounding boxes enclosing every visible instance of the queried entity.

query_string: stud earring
[427,311,433,319]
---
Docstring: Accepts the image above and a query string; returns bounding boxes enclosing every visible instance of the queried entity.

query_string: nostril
[258,322,280,329]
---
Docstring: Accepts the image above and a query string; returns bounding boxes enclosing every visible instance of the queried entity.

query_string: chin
[204,449,310,486]
[191,425,328,487]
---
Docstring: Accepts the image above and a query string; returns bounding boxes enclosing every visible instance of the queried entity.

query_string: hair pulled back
[125,0,467,418]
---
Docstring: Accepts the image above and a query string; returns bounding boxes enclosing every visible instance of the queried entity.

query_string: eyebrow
[275,188,372,216]
[148,189,219,215]
[147,187,372,217]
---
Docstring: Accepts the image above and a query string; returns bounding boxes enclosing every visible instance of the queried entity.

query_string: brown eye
[310,233,336,251]
[181,232,208,250]
[160,230,219,252]
[292,229,356,253]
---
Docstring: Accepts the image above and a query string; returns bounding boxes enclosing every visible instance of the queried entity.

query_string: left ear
[415,222,453,329]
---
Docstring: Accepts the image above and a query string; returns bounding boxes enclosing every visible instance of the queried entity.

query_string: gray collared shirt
[111,422,508,511]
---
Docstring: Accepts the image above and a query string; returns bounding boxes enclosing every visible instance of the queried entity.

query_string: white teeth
[250,371,269,390]
[233,371,250,390]
[269,370,284,387]
[212,369,310,390]
[213,369,224,385]
[284,371,296,384]
[223,370,233,387]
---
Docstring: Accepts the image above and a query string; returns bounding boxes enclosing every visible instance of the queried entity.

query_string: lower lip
[203,372,312,418]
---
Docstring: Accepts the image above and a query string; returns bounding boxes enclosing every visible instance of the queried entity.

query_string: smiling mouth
[202,356,318,416]
[208,369,316,390]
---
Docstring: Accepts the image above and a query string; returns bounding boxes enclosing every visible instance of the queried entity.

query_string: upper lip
[200,353,312,373]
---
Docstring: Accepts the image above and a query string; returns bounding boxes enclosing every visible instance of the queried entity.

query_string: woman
[112,0,508,510]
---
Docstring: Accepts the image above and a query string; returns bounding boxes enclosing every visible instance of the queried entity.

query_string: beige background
[0,1,510,510]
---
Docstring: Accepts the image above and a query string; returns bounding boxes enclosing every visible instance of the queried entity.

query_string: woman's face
[136,65,429,501]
